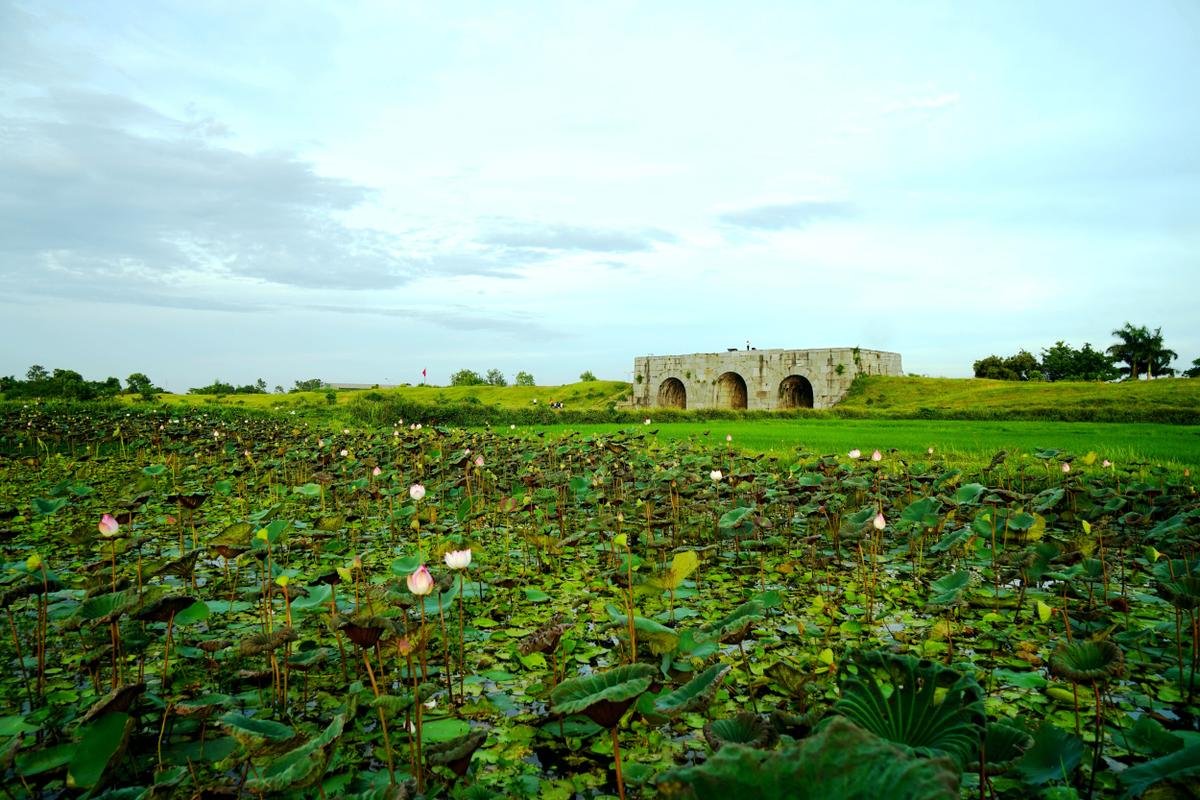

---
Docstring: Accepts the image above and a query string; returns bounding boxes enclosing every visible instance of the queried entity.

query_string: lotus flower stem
[161,612,175,689]
[457,572,466,702]
[438,598,453,703]
[418,604,428,681]
[611,726,626,800]
[362,651,397,786]
[6,609,33,709]
[411,649,424,793]
[1088,683,1105,800]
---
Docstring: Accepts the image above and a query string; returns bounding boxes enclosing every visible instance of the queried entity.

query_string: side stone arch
[657,377,687,408]
[778,374,814,409]
[715,371,748,409]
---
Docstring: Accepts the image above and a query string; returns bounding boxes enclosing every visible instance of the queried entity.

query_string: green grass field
[509,418,1200,468]
[123,376,1200,468]
[141,380,630,411]
[839,375,1200,419]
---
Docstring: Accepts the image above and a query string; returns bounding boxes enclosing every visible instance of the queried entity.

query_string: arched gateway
[657,377,686,408]
[631,347,903,411]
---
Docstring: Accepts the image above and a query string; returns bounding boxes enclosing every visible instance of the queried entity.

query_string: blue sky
[1,0,1197,391]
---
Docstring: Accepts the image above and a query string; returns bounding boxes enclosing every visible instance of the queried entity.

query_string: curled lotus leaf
[1157,576,1200,611]
[977,722,1033,774]
[519,615,569,656]
[335,615,393,648]
[834,650,986,769]
[218,712,299,756]
[426,729,489,776]
[704,712,777,751]
[1049,639,1124,685]
[133,594,198,623]
[550,664,656,728]
[657,717,959,800]
[238,626,298,656]
[79,588,142,625]
[697,600,764,644]
[79,682,146,725]
[655,663,731,718]
[1118,741,1200,799]
[243,713,346,793]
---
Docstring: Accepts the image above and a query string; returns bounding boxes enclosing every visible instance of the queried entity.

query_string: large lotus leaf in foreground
[833,650,986,769]
[550,664,656,728]
[656,717,959,800]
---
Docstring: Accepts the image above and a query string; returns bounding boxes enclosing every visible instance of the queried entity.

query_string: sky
[1,0,1197,392]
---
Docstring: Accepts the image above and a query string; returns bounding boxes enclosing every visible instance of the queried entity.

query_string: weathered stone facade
[630,348,902,410]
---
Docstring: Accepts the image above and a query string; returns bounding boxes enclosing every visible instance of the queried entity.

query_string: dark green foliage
[1039,341,1119,382]
[484,368,507,386]
[450,369,486,386]
[579,370,598,382]
[291,377,325,392]
[833,651,986,769]
[0,366,122,400]
[514,370,536,386]
[1016,723,1085,785]
[974,350,1039,381]
[656,717,960,800]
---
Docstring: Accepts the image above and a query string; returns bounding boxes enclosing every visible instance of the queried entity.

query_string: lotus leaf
[1119,742,1200,799]
[1015,723,1084,785]
[1049,639,1124,685]
[550,663,656,728]
[654,663,730,717]
[243,713,346,793]
[703,712,776,751]
[67,711,133,789]
[978,722,1033,774]
[833,650,985,769]
[657,717,959,800]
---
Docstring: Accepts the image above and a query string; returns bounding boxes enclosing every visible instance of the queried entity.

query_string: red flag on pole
[421,368,426,378]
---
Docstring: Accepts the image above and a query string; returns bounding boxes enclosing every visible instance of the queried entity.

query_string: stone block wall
[629,348,902,410]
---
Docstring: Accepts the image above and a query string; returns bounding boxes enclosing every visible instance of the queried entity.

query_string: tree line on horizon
[974,322,1200,382]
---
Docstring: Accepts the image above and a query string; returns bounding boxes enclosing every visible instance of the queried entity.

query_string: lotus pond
[0,405,1198,799]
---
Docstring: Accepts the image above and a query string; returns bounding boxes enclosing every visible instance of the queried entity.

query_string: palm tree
[1108,323,1150,380]
[1145,328,1178,378]
[1108,323,1177,380]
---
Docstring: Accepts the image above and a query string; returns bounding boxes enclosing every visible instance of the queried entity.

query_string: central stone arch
[657,377,686,408]
[715,371,748,409]
[778,375,814,409]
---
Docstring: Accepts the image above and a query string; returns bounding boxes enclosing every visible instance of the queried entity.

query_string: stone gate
[630,347,903,410]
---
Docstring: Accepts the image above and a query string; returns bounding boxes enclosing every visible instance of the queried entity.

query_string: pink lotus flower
[340,449,349,457]
[928,447,934,455]
[98,514,119,537]
[1102,459,1112,468]
[871,450,882,462]
[644,418,651,425]
[372,466,382,476]
[474,455,484,467]
[710,469,723,481]
[444,549,472,570]
[726,434,732,442]
[873,512,886,531]
[1062,462,1071,473]
[407,565,434,595]
[848,449,861,459]
[409,483,426,501]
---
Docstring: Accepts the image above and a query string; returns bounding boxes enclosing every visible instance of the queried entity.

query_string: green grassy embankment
[837,375,1200,422]
[511,418,1200,468]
